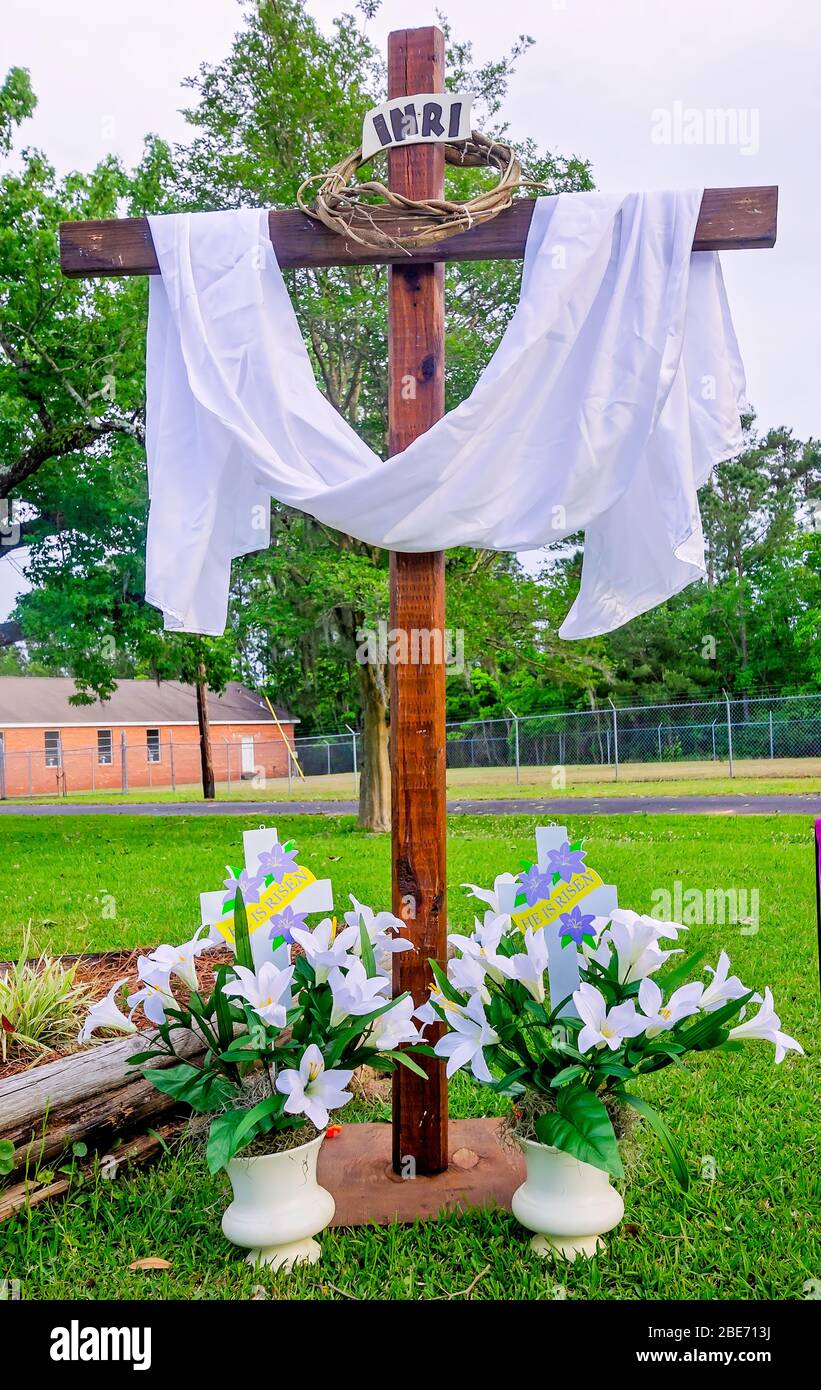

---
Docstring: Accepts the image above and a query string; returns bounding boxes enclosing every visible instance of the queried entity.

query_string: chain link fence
[292,692,821,783]
[1,694,818,798]
[0,734,292,799]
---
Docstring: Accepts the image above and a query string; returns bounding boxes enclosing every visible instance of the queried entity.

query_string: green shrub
[0,928,92,1062]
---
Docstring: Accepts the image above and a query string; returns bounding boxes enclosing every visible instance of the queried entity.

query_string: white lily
[461,873,517,920]
[729,988,804,1063]
[275,1044,353,1129]
[415,982,463,1028]
[369,995,425,1049]
[638,978,704,1037]
[145,925,212,993]
[328,959,390,1027]
[222,961,295,1028]
[448,913,510,986]
[580,920,615,969]
[78,978,137,1043]
[609,916,681,984]
[128,958,176,1026]
[433,992,499,1082]
[699,950,755,1013]
[615,909,686,941]
[448,950,491,1003]
[290,916,359,984]
[573,982,647,1053]
[507,927,549,1003]
[343,896,413,974]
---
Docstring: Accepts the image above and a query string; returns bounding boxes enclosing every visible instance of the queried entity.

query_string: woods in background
[1,1,819,826]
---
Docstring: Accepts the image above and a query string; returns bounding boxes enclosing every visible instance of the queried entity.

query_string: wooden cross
[60,26,777,1203]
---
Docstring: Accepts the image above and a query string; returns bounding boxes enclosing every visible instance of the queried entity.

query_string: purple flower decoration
[517,863,553,907]
[267,904,307,945]
[223,868,265,907]
[546,841,587,885]
[256,842,299,884]
[558,905,596,946]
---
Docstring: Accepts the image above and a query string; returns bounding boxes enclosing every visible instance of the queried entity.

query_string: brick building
[0,678,298,798]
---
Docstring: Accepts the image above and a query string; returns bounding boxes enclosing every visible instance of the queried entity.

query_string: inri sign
[361,92,473,160]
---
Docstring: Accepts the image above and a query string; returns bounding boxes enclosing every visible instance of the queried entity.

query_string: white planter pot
[222,1133,335,1272]
[512,1138,624,1261]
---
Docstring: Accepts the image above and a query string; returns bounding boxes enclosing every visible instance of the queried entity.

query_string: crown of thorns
[297,131,534,253]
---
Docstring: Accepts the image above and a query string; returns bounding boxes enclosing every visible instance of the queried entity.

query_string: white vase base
[530,1232,604,1261]
[246,1237,321,1272]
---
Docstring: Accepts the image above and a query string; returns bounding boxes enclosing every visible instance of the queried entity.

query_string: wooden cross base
[317,1118,524,1226]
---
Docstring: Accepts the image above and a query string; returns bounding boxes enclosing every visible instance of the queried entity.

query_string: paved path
[0,794,817,817]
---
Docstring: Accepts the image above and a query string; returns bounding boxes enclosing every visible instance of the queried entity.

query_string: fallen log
[5,1074,184,1175]
[0,1119,186,1223]
[0,1027,202,1134]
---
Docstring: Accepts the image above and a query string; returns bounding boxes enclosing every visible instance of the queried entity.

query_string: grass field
[4,756,819,807]
[1,811,818,1300]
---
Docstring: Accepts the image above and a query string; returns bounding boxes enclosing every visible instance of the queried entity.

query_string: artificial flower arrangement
[423,828,803,1259]
[78,830,426,1269]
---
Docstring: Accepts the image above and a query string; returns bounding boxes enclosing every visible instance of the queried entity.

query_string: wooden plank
[59,185,778,278]
[318,1119,524,1225]
[388,26,449,1178]
[0,1027,202,1131]
[5,1076,182,1174]
[0,1120,184,1223]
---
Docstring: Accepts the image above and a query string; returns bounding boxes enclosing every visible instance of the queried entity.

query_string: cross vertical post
[388,26,449,1176]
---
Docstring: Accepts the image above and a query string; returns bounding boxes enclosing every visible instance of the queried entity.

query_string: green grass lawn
[1,812,818,1300]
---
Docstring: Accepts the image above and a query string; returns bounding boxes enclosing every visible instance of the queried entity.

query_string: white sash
[145,190,745,637]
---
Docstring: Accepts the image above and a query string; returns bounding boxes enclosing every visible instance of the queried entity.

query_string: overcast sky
[2,0,818,618]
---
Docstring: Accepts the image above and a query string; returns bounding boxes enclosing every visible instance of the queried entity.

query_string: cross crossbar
[59,185,777,279]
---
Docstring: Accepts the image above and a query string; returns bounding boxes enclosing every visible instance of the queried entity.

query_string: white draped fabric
[144,190,746,638]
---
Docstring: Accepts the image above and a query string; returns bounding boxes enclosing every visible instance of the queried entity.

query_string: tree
[171,0,594,826]
[0,76,239,795]
[581,421,821,705]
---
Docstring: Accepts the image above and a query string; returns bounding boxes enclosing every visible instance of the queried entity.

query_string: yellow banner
[216,864,317,945]
[511,866,604,934]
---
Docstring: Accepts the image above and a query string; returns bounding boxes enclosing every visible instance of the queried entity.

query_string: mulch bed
[0,944,234,1079]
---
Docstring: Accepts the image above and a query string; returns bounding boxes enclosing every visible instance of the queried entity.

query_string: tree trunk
[195,660,216,800]
[357,659,390,831]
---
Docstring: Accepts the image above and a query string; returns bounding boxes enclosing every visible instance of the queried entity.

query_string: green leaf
[381,1049,428,1078]
[206,1094,288,1173]
[677,991,754,1051]
[534,1081,623,1179]
[146,1063,235,1114]
[592,1060,634,1080]
[213,965,236,1049]
[232,888,254,972]
[486,1065,530,1093]
[546,993,575,1025]
[206,1112,248,1174]
[549,1064,585,1088]
[660,949,708,991]
[359,920,377,979]
[126,1049,169,1066]
[620,1091,690,1192]
[428,958,466,1008]
[0,1139,15,1175]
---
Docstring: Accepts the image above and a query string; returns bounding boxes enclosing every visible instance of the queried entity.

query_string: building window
[97,729,113,765]
[44,730,61,767]
[146,729,161,763]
